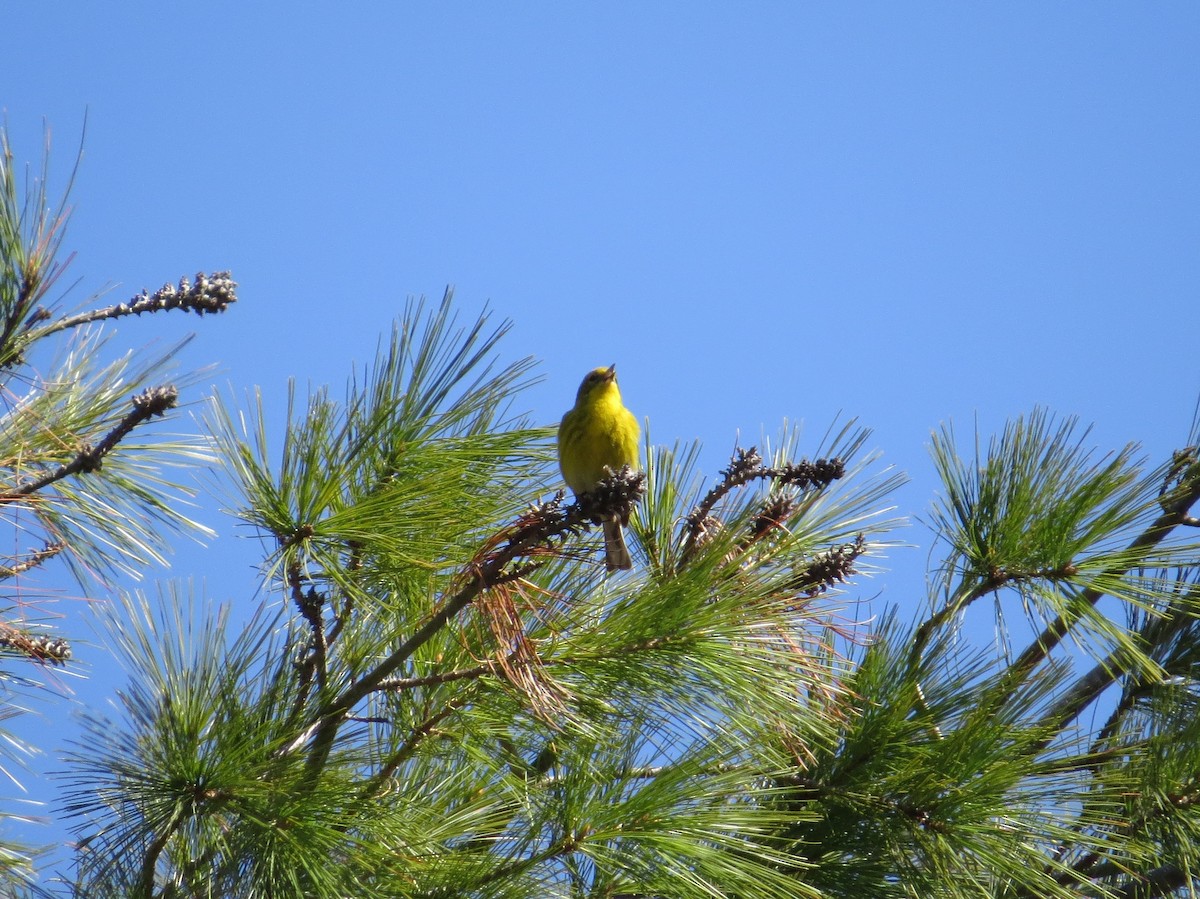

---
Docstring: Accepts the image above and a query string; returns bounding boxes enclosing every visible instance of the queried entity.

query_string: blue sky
[4,2,1200,878]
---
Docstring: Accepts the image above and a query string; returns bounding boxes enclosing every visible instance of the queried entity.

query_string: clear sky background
[4,2,1200,882]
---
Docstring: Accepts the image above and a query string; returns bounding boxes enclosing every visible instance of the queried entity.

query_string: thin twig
[290,561,327,693]
[377,634,680,693]
[0,385,178,503]
[0,541,66,580]
[327,539,364,644]
[365,698,466,796]
[34,271,237,339]
[909,562,1080,668]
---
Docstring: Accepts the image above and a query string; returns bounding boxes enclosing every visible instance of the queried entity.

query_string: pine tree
[0,127,235,894]
[23,142,1200,897]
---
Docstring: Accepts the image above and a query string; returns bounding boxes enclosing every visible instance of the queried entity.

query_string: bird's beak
[605,365,617,382]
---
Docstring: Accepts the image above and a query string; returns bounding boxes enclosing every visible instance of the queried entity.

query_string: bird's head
[575,365,619,404]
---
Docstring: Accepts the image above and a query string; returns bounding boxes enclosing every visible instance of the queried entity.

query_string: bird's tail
[602,518,633,571]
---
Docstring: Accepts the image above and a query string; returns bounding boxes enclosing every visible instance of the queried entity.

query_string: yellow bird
[557,365,640,571]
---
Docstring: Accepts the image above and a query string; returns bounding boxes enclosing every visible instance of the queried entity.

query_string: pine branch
[33,271,237,339]
[1052,777,1200,896]
[300,469,647,782]
[0,126,77,369]
[137,806,186,899]
[326,539,363,644]
[290,561,328,694]
[1040,580,1200,751]
[368,697,467,793]
[422,837,579,899]
[377,634,684,695]
[0,541,66,580]
[0,625,71,663]
[359,630,720,805]
[1113,863,1187,898]
[681,447,846,563]
[378,663,492,692]
[1022,455,1200,728]
[0,385,179,502]
[910,560,1083,668]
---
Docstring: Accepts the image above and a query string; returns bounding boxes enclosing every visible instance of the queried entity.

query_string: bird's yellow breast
[558,384,640,495]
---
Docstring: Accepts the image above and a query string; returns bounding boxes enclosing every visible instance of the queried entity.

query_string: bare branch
[35,271,237,338]
[0,541,66,580]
